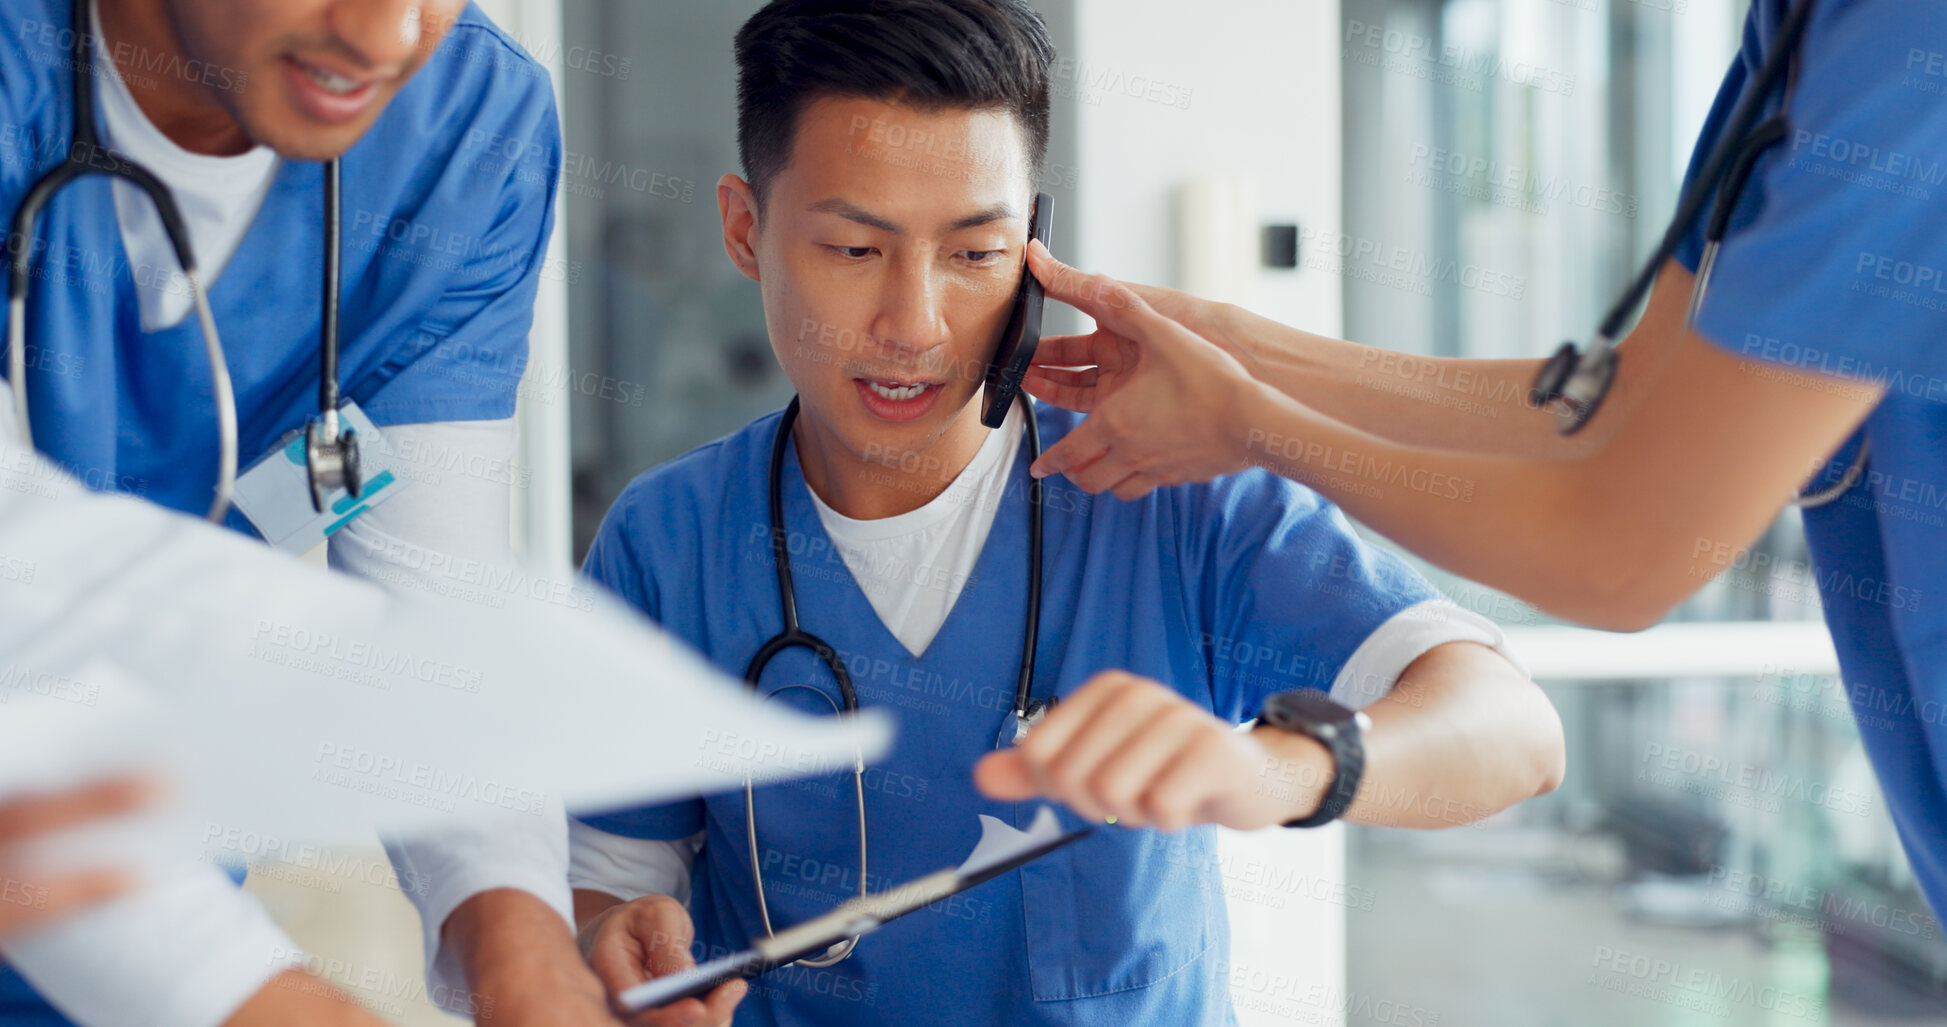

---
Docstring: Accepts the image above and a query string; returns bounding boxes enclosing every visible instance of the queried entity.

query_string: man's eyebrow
[807,198,901,233]
[943,203,1021,233]
[805,199,1022,235]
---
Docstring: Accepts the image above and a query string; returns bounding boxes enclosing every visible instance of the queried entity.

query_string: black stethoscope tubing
[5,0,356,521]
[1533,0,1820,435]
[746,393,1045,723]
[740,392,1045,966]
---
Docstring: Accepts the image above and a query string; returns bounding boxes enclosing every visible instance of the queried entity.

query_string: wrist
[1245,726,1335,827]
[1207,301,1255,366]
[574,898,625,961]
[1229,376,1290,471]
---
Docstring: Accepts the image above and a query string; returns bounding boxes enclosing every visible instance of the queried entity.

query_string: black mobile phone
[981,192,1055,429]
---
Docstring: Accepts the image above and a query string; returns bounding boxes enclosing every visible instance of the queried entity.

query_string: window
[1341,2,1946,1021]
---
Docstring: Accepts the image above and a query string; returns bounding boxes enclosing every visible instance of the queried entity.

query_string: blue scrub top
[0,0,560,527]
[1673,1,1947,917]
[579,404,1439,1027]
[0,2,558,1021]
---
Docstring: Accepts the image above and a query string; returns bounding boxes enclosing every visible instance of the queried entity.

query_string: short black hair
[734,0,1055,206]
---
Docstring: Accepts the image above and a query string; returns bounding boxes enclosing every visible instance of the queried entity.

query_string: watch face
[1266,689,1356,729]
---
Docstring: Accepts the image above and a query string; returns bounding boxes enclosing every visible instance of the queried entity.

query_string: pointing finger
[973,750,1041,801]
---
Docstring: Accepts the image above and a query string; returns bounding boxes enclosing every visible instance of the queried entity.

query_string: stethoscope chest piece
[305,415,362,514]
[1007,696,1058,746]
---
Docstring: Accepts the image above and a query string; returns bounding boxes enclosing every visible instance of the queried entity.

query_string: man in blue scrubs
[0,1,620,1024]
[568,3,1567,1024]
[1004,0,1947,965]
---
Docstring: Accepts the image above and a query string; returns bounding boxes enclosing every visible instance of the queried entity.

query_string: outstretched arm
[973,640,1563,833]
[1020,247,1881,629]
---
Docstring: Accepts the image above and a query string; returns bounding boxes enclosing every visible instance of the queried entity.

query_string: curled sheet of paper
[0,439,891,854]
[957,805,1066,878]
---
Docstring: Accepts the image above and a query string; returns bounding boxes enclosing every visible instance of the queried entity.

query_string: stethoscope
[741,393,1047,967]
[4,0,362,523]
[1531,0,1863,508]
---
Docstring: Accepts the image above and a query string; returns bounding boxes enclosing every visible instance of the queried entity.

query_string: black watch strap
[1256,691,1367,829]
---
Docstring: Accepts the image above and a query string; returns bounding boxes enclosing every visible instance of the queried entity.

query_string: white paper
[956,806,1065,878]
[0,435,891,858]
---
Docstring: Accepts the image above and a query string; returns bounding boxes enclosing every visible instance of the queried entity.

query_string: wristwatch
[1255,690,1370,828]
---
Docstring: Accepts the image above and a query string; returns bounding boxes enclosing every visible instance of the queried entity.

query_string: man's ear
[718,174,762,283]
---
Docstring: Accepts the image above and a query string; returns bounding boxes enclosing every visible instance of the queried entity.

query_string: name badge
[232,401,406,553]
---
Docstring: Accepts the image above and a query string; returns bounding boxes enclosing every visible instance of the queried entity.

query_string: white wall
[1068,3,1348,1025]
[476,0,573,568]
[1073,0,1345,335]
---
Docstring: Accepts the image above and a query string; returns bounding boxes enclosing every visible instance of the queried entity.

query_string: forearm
[1237,384,1647,625]
[1199,304,1553,453]
[1352,641,1563,827]
[446,889,608,1021]
[1222,260,1883,627]
[222,971,387,1027]
[1253,643,1564,830]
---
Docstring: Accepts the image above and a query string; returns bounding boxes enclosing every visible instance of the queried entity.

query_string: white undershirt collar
[91,0,281,330]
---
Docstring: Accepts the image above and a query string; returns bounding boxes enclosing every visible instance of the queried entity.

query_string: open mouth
[864,380,931,401]
[853,377,945,422]
[284,57,383,122]
[300,62,364,94]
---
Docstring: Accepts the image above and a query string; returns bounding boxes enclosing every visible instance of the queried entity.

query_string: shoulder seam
[444,14,544,72]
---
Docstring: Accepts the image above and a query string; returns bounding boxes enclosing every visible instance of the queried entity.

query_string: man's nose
[326,0,425,72]
[869,257,954,367]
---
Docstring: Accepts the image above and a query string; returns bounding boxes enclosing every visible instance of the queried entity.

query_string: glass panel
[1341,1,1947,1021]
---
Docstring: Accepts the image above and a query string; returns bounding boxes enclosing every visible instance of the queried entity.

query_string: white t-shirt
[92,0,281,332]
[807,404,1024,657]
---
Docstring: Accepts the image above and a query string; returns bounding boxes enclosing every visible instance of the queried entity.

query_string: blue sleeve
[0,8,62,299]
[582,491,659,622]
[576,486,706,839]
[1671,4,1764,274]
[355,27,564,425]
[1171,472,1439,722]
[0,6,56,132]
[1673,0,1947,387]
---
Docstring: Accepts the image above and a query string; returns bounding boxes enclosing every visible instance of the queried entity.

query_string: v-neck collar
[779,421,1034,664]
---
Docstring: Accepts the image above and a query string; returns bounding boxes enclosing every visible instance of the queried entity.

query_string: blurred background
[248,1,1947,1024]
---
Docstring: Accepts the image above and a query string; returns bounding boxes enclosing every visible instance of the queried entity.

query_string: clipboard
[616,807,1090,1013]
